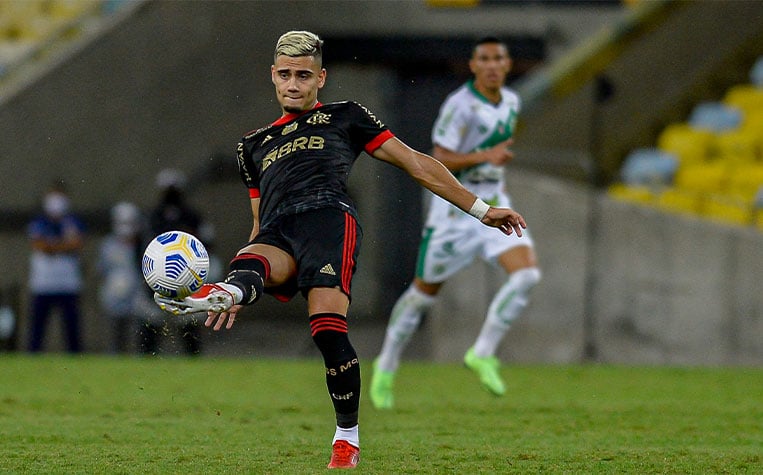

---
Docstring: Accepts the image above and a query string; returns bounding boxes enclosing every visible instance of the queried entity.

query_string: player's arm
[432,140,514,172]
[30,232,83,253]
[371,136,525,236]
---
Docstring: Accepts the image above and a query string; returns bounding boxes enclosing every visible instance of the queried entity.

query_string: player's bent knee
[512,267,542,292]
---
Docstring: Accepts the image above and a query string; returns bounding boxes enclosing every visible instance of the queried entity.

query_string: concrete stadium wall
[433,169,763,366]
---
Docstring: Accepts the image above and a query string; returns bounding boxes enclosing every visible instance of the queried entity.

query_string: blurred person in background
[370,37,542,409]
[97,201,156,354]
[26,181,87,353]
[152,30,527,469]
[141,168,206,356]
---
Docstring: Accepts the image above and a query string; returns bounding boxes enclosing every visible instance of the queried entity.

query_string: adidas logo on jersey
[319,263,336,276]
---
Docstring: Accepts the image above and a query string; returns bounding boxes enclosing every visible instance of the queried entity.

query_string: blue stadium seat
[688,101,743,132]
[750,55,763,87]
[620,148,678,186]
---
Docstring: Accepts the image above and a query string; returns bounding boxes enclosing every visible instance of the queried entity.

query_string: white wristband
[468,198,490,220]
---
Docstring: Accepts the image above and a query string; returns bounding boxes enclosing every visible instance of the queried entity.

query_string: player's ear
[271,65,277,85]
[468,58,477,76]
[317,68,326,89]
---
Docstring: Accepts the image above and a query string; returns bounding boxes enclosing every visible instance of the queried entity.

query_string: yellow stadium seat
[724,84,763,114]
[713,128,760,164]
[702,194,752,226]
[674,162,729,194]
[726,165,763,201]
[655,188,701,216]
[740,109,763,141]
[48,0,100,19]
[0,0,70,40]
[657,123,715,164]
[753,209,763,232]
[607,183,655,205]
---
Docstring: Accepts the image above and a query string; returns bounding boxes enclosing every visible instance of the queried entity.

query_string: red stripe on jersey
[271,102,324,126]
[248,188,260,198]
[342,213,357,295]
[364,129,394,154]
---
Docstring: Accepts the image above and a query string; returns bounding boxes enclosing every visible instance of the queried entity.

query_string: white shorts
[414,197,534,283]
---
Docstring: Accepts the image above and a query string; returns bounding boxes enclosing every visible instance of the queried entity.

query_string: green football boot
[464,347,506,396]
[369,359,395,410]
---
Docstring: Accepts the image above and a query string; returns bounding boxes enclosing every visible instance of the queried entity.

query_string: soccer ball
[142,230,210,299]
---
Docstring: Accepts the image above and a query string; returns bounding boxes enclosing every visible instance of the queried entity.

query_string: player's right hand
[482,207,526,237]
[204,305,243,331]
[484,138,514,166]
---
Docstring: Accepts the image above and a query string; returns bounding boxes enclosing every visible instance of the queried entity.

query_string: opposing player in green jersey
[371,37,541,408]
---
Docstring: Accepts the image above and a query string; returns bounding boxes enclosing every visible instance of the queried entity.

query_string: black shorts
[252,207,362,301]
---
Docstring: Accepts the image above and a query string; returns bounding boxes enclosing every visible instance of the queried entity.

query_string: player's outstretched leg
[466,267,541,396]
[371,285,435,409]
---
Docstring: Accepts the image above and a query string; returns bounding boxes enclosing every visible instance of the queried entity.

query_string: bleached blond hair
[274,30,323,65]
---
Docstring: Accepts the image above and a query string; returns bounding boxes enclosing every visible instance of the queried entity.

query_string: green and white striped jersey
[427,80,520,222]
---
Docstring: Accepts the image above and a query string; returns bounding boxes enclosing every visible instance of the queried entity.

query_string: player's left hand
[481,207,526,237]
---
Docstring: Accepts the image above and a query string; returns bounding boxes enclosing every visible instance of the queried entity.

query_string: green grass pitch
[1,355,761,473]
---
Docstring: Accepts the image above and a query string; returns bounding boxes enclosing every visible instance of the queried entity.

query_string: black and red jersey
[237,101,394,228]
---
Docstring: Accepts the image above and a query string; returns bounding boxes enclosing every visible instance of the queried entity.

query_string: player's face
[271,55,326,114]
[469,43,511,92]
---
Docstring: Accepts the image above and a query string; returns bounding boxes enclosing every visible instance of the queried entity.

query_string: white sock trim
[333,424,359,448]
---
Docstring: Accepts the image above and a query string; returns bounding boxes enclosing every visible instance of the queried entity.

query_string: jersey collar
[467,80,502,106]
[272,102,323,126]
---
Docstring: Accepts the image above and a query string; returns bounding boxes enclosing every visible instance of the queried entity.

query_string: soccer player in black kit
[155,30,527,469]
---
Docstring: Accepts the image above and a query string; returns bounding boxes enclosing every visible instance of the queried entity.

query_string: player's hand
[481,207,526,237]
[483,138,514,166]
[204,304,243,331]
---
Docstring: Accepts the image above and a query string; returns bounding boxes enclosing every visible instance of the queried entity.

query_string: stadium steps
[609,57,763,230]
[0,0,133,104]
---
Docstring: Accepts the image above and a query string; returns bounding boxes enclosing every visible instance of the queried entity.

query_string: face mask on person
[43,192,70,219]
[111,202,140,238]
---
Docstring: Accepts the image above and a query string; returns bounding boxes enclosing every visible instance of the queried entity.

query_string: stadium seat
[48,0,100,19]
[754,210,763,232]
[740,108,763,134]
[0,1,65,40]
[674,162,729,194]
[727,164,763,201]
[607,183,655,205]
[619,148,678,186]
[723,84,763,115]
[702,194,751,226]
[688,101,743,132]
[713,128,760,164]
[750,56,763,87]
[657,123,714,164]
[655,188,701,216]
